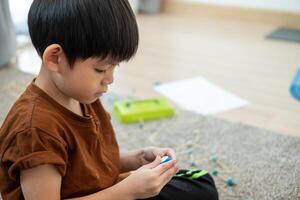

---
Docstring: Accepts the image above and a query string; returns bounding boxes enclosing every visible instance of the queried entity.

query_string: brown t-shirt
[0,82,120,199]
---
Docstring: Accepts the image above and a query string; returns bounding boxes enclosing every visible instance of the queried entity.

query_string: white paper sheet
[154,77,249,115]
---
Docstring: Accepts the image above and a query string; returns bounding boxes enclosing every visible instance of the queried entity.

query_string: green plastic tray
[113,97,176,123]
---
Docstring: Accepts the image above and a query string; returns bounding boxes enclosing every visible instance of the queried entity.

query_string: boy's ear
[42,44,67,72]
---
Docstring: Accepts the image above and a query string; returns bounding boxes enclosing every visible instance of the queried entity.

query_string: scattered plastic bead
[190,161,197,167]
[211,168,219,176]
[138,123,144,129]
[226,177,236,187]
[187,148,193,155]
[210,154,218,162]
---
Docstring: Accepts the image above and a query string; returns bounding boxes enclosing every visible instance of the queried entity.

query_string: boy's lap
[145,170,218,200]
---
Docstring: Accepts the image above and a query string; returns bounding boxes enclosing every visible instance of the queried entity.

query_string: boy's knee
[203,186,219,200]
[161,170,219,200]
[185,172,218,200]
[202,173,219,200]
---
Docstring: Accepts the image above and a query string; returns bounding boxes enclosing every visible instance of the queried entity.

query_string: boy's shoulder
[0,82,111,146]
[0,82,75,143]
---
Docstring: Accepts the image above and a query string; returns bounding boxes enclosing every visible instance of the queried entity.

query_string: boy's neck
[34,68,83,117]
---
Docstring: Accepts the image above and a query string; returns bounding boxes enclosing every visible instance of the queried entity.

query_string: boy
[0,0,218,199]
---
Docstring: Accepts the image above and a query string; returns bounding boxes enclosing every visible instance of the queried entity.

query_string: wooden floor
[16,13,300,137]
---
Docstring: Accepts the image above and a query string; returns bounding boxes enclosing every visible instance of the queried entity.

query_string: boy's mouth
[95,91,106,97]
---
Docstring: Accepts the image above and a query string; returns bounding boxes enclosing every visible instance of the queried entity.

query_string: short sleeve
[105,111,111,120]
[4,127,68,181]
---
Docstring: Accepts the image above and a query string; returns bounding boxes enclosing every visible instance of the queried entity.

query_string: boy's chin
[80,97,100,104]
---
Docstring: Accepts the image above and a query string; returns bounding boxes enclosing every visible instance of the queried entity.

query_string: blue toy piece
[210,154,218,162]
[226,177,236,187]
[161,156,172,164]
[211,168,219,176]
[138,121,144,129]
[290,68,300,101]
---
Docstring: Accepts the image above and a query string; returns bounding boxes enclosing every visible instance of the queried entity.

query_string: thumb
[140,156,161,169]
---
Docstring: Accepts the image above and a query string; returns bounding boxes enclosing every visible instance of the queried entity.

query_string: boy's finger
[140,156,161,169]
[166,148,176,161]
[153,159,177,175]
[158,164,179,185]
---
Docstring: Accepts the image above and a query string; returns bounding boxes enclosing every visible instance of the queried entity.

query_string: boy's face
[54,56,117,104]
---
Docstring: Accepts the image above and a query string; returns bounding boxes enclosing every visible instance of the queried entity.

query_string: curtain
[0,0,17,67]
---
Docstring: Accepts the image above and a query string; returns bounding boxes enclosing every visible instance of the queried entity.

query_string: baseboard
[162,0,300,28]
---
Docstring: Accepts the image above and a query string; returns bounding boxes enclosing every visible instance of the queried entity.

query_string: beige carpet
[1,67,300,200]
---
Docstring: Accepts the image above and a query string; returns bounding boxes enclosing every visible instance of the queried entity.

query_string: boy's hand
[140,146,177,166]
[124,156,179,199]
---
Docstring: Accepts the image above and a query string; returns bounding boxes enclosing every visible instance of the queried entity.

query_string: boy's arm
[21,160,179,200]
[120,147,177,173]
[21,164,62,200]
[119,149,144,172]
[21,164,134,200]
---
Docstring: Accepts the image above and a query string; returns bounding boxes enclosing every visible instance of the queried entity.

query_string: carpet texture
[1,67,300,200]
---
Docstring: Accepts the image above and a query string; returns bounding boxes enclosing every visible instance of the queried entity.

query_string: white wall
[180,0,300,13]
[9,0,33,24]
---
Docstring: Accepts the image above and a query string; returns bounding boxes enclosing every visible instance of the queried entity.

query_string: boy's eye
[94,68,106,73]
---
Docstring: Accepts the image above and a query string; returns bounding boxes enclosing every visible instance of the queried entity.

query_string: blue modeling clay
[161,156,172,164]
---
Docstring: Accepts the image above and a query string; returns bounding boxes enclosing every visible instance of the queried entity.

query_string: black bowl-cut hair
[28,0,139,67]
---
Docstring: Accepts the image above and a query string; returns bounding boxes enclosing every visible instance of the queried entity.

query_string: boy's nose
[102,72,114,85]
